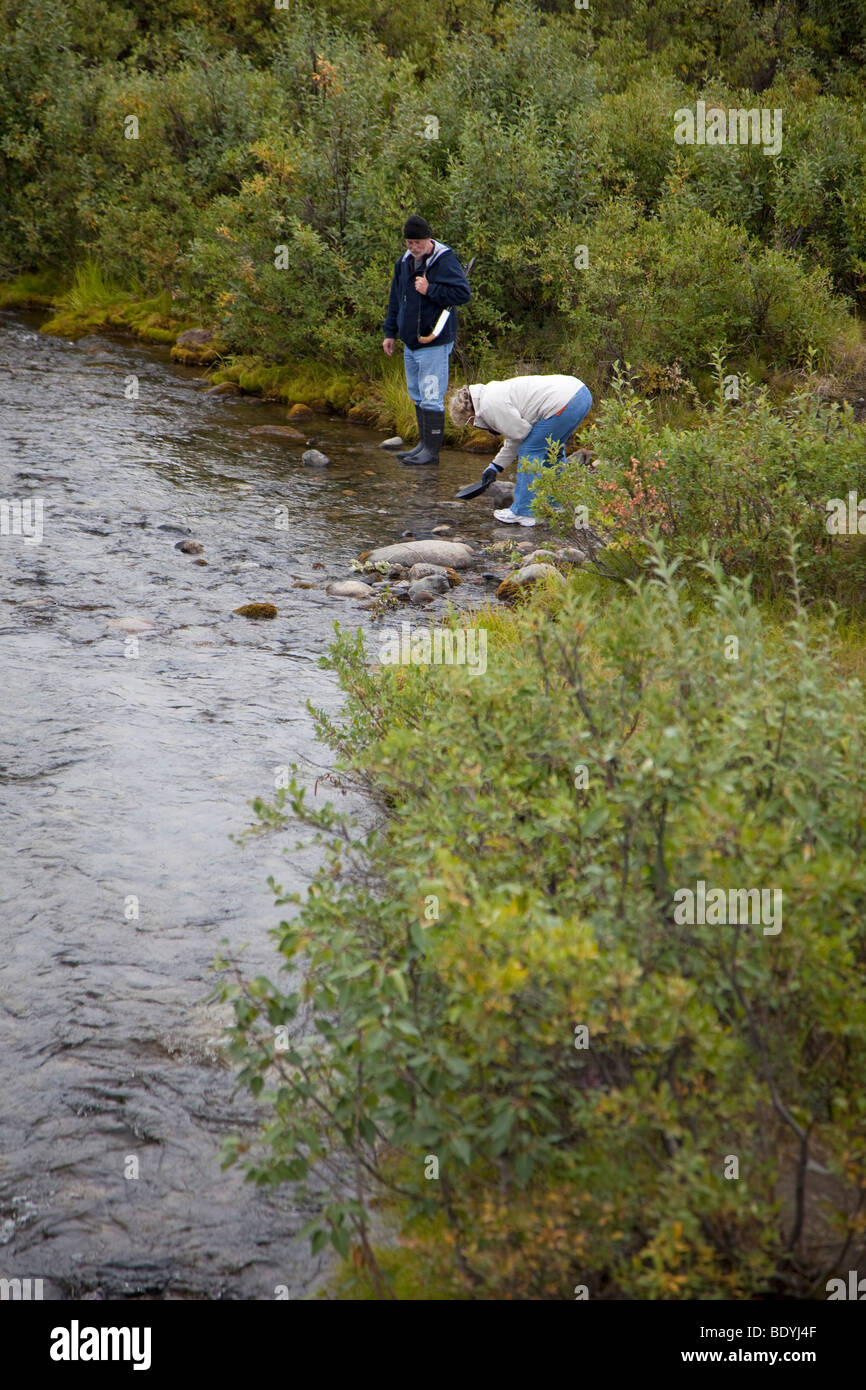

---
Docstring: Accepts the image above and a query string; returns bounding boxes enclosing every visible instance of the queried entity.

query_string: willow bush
[533,359,866,610]
[217,555,866,1298]
[2,1,864,382]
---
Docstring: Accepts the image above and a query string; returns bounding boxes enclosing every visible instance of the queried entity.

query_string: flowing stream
[0,311,490,1299]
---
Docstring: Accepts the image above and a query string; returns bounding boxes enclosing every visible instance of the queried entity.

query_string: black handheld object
[456,479,491,500]
[456,469,497,500]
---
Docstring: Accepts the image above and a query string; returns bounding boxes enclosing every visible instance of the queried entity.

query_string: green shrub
[658,84,866,300]
[533,357,866,608]
[217,558,866,1299]
[552,199,852,382]
[3,2,861,377]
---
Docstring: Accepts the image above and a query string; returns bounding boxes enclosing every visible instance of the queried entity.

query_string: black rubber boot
[396,405,425,461]
[403,407,444,465]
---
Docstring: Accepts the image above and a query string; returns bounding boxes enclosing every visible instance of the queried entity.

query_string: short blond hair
[448,386,475,428]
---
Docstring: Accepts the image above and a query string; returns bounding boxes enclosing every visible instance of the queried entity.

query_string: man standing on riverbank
[382,215,471,466]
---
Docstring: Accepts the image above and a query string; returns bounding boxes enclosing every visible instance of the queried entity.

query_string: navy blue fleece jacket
[383,240,471,351]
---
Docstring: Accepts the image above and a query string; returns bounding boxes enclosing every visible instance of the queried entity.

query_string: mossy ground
[7,262,863,441]
[0,270,68,308]
[1,266,429,434]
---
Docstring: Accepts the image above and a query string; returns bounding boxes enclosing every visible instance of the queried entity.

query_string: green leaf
[331,1225,351,1258]
[514,1152,535,1186]
[582,805,609,836]
[451,1136,472,1165]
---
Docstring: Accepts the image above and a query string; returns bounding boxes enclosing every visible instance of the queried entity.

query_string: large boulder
[496,562,564,601]
[171,328,222,366]
[366,539,475,570]
[487,479,515,505]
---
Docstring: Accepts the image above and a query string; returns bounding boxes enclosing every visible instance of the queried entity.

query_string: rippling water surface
[0,312,491,1298]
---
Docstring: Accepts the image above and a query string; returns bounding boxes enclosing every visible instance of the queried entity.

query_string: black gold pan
[455,476,493,500]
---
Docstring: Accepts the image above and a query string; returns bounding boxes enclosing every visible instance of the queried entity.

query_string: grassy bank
[0,266,468,440]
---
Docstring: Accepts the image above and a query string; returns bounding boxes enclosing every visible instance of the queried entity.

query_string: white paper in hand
[426,308,451,340]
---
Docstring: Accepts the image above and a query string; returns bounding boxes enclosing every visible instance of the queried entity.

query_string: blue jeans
[403,340,454,411]
[511,385,593,517]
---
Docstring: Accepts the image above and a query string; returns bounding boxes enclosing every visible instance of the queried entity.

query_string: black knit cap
[403,214,432,238]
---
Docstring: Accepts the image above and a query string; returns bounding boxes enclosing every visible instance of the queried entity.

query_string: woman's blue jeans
[511,384,593,517]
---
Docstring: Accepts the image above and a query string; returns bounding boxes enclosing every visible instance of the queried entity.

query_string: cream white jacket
[469,374,585,469]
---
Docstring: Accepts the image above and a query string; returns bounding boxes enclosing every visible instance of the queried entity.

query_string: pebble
[234,603,278,619]
[302,449,330,467]
[327,580,374,599]
[249,424,306,440]
[408,583,436,605]
[175,540,204,554]
[380,437,404,449]
[412,573,449,596]
[106,616,157,633]
[431,524,452,535]
[407,563,448,581]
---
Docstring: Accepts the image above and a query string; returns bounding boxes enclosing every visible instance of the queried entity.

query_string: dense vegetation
[221,555,866,1299]
[5,1,866,1298]
[2,0,866,404]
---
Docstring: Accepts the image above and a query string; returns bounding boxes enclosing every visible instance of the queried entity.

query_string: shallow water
[0,312,494,1299]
